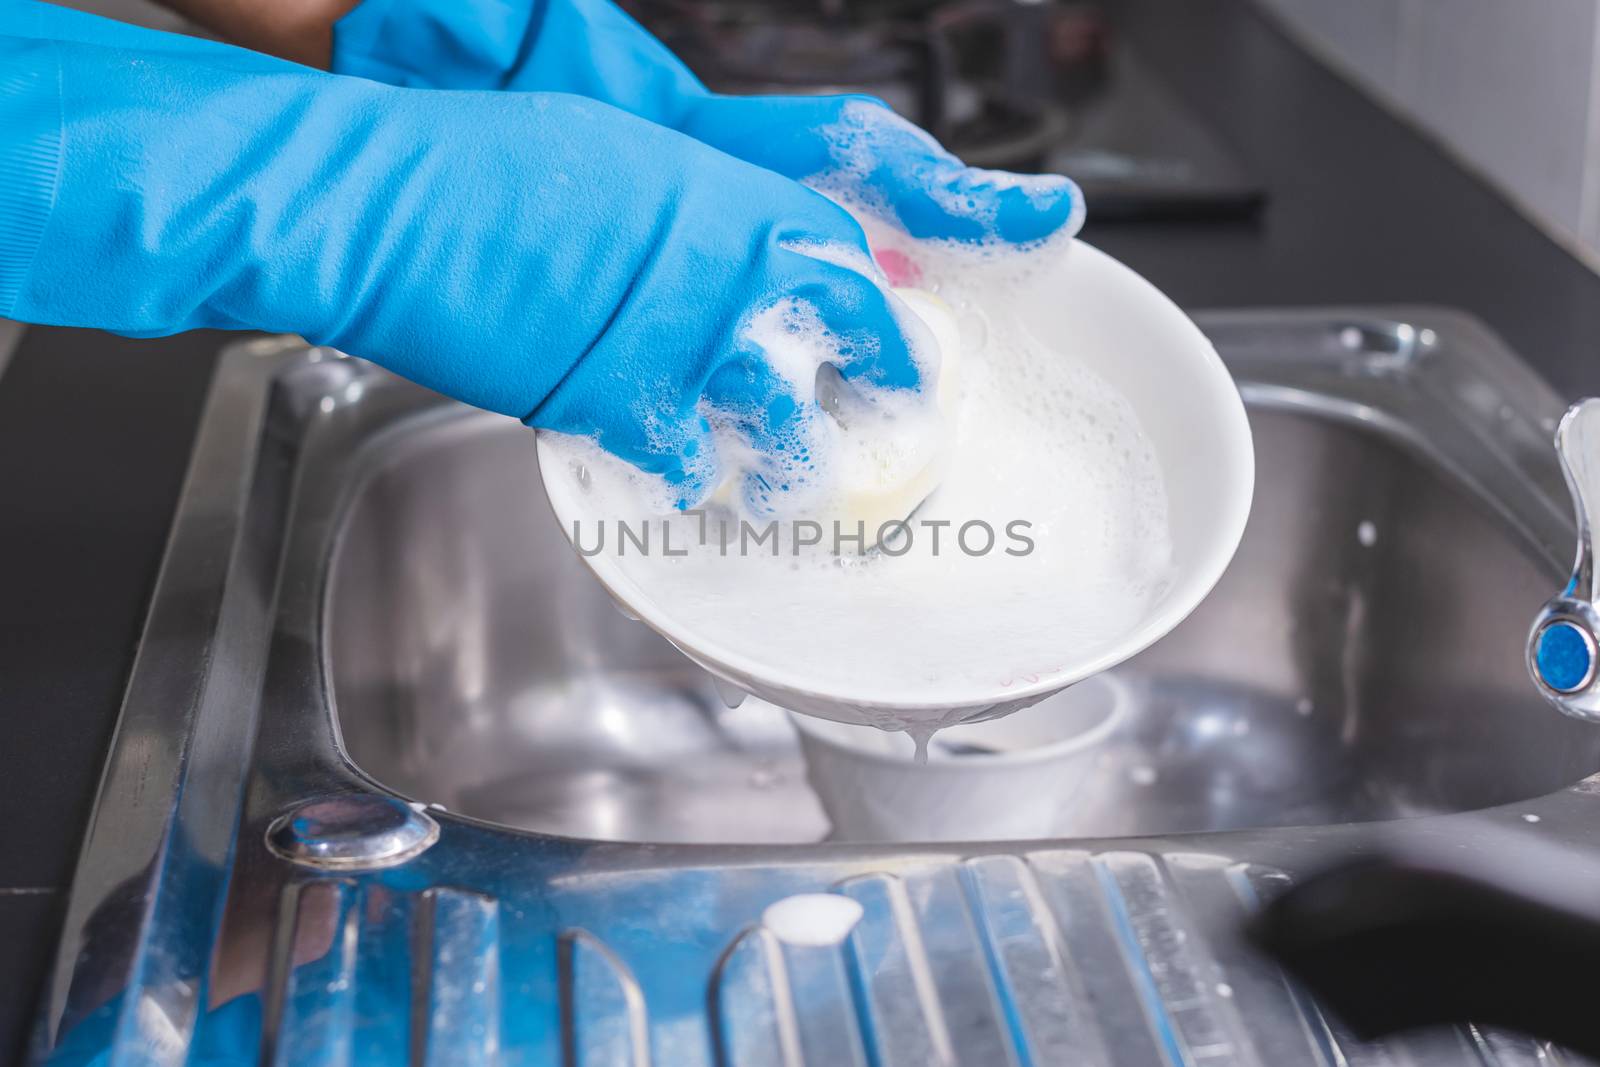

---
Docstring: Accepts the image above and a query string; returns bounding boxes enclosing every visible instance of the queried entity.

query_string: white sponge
[824,287,961,539]
[706,287,962,538]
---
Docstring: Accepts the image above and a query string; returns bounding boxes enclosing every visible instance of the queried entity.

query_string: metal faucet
[1529,399,1600,719]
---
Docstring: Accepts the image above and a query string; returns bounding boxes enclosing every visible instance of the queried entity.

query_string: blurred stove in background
[626,0,1266,220]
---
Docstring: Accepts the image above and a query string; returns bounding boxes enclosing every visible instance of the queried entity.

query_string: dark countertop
[3,0,1599,1061]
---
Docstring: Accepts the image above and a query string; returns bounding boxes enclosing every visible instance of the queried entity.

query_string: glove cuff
[0,38,62,317]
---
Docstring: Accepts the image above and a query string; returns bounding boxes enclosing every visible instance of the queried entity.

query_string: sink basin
[327,338,1597,844]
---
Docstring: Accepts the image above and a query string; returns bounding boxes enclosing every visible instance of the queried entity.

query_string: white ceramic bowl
[789,673,1130,842]
[536,240,1254,726]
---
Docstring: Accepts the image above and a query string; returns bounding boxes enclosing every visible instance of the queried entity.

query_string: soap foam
[694,238,949,519]
[807,100,1086,244]
[544,213,1174,730]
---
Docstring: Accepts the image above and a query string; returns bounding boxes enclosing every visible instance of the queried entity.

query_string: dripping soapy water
[906,723,937,766]
[711,675,748,710]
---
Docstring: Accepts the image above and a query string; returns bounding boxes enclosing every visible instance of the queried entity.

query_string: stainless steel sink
[33,309,1600,1066]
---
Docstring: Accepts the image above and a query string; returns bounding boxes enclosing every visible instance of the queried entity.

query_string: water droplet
[1357,520,1377,547]
[1522,813,1542,823]
[711,676,748,709]
[1215,982,1234,998]
[1129,765,1158,786]
[1294,697,1314,716]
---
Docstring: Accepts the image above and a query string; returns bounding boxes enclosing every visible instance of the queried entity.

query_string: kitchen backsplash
[1256,0,1600,266]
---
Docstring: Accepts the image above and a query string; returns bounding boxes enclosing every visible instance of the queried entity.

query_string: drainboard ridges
[888,863,1025,1064]
[1024,849,1297,1067]
[709,916,874,1067]
[1396,1024,1600,1066]
[1227,869,1598,1067]
[956,855,1114,1065]
[1220,865,1589,1067]
[260,880,422,1064]
[709,925,805,1067]
[1463,1024,1600,1067]
[1089,851,1261,1066]
[263,879,361,1067]
[559,928,651,1067]
[412,887,501,1067]
[834,872,957,1067]
[1224,860,1412,1067]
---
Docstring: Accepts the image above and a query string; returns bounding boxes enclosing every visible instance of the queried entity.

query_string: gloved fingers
[581,339,820,514]
[655,414,721,509]
[807,98,1084,245]
[884,157,1084,245]
[702,343,823,516]
[688,95,1084,246]
[700,243,933,514]
[563,383,720,508]
[767,242,924,392]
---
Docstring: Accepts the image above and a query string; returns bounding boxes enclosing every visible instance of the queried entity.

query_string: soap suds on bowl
[541,203,1175,732]
[762,894,865,947]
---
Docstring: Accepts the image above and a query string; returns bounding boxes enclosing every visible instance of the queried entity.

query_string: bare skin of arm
[157,0,360,67]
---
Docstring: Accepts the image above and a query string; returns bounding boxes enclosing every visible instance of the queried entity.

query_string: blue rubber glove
[331,0,1085,245]
[0,2,917,507]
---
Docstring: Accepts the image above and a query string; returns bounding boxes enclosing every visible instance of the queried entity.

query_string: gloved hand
[330,0,1085,245]
[0,2,919,509]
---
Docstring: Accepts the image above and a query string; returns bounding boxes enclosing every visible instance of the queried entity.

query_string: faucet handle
[1529,398,1600,719]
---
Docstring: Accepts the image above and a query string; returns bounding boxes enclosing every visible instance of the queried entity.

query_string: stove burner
[629,0,1107,171]
[624,0,1265,220]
